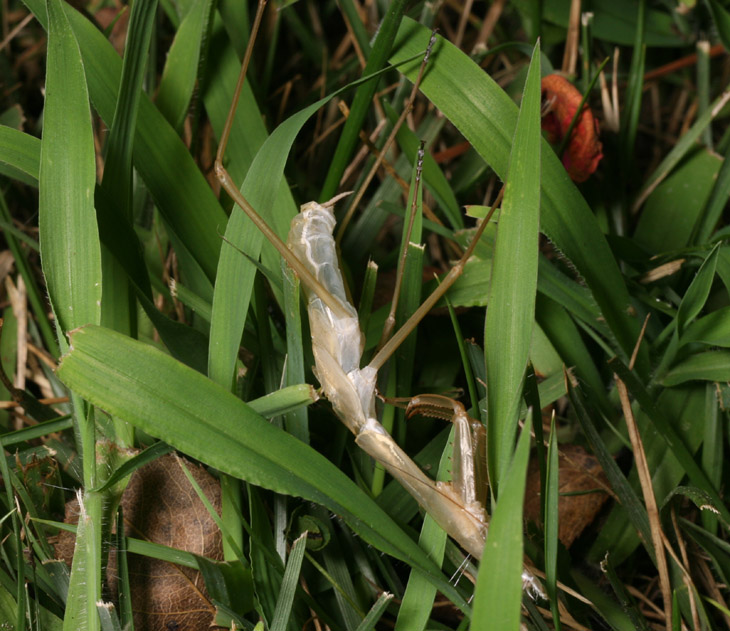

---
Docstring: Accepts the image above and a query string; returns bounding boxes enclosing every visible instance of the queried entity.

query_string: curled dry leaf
[54,453,223,631]
[541,74,603,183]
[524,444,610,548]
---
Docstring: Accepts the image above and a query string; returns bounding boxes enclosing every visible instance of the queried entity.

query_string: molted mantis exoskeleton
[214,0,542,596]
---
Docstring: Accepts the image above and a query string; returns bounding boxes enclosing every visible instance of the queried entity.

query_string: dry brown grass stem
[562,0,581,75]
[454,0,475,50]
[617,376,672,631]
[670,506,700,630]
[474,0,506,53]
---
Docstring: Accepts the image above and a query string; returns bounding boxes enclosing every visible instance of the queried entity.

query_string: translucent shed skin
[288,201,488,560]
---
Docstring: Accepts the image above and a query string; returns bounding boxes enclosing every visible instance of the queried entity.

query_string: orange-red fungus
[541,74,603,183]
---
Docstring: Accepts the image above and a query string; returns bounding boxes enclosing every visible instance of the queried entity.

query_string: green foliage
[2,1,730,629]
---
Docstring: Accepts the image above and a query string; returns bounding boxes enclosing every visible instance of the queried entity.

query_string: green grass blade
[170,280,212,322]
[96,603,122,631]
[113,508,133,630]
[568,381,654,560]
[618,0,645,179]
[634,149,721,253]
[216,0,247,56]
[0,125,40,186]
[98,0,158,442]
[661,351,730,386]
[61,492,91,631]
[205,22,299,388]
[701,383,723,533]
[248,486,285,628]
[543,0,684,47]
[693,142,730,244]
[324,527,369,627]
[601,554,652,630]
[0,436,26,630]
[281,263,308,443]
[102,0,157,218]
[23,0,227,282]
[706,0,730,51]
[535,294,612,417]
[485,41,541,491]
[387,105,462,230]
[589,386,706,565]
[355,592,394,631]
[472,414,533,629]
[56,325,470,613]
[389,19,646,374]
[39,0,101,340]
[677,243,721,336]
[394,156,424,402]
[697,40,712,149]
[0,129,194,365]
[655,243,721,379]
[537,253,607,336]
[544,417,561,630]
[91,441,172,493]
[156,0,214,130]
[571,571,638,631]
[0,417,73,447]
[40,3,105,622]
[320,0,409,200]
[196,557,254,622]
[208,60,397,390]
[246,383,317,419]
[633,91,730,213]
[394,427,451,631]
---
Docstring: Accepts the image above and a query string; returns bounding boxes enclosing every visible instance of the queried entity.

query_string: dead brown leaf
[54,453,223,631]
[524,444,610,548]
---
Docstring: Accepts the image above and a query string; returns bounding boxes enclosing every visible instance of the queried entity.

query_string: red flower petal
[541,74,603,183]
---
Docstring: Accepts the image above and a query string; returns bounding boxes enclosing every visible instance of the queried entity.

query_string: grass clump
[1,1,730,630]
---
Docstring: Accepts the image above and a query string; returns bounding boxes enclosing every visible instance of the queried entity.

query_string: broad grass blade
[270,533,307,631]
[0,126,40,185]
[39,0,101,340]
[471,415,533,629]
[40,3,104,624]
[485,40,541,491]
[156,0,214,130]
[661,351,730,386]
[56,325,470,613]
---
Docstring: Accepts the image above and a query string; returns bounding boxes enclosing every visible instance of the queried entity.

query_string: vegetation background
[1,0,730,629]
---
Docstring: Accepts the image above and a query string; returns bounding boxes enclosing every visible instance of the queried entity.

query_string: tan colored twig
[670,506,700,630]
[473,0,506,53]
[454,0,475,50]
[562,0,581,75]
[616,376,672,631]
[639,259,685,284]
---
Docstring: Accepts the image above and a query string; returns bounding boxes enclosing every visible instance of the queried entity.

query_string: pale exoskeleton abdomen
[288,200,489,561]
